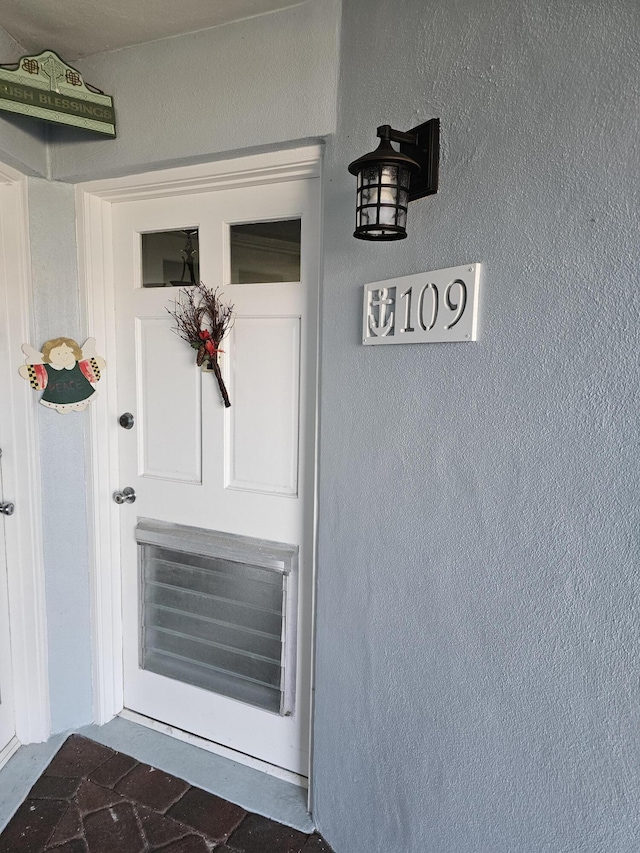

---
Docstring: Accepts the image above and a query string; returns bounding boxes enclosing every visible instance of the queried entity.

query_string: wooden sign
[362,263,481,345]
[0,50,115,137]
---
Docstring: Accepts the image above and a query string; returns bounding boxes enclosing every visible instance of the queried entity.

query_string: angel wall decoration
[18,337,106,413]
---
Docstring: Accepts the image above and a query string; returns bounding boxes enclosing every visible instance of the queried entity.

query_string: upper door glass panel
[142,229,199,287]
[229,219,300,284]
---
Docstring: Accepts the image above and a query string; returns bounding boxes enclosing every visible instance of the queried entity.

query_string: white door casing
[77,147,321,782]
[0,164,50,758]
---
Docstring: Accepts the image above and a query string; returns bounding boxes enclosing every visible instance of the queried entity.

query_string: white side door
[0,168,48,757]
[0,453,16,758]
[0,179,17,758]
[112,174,319,776]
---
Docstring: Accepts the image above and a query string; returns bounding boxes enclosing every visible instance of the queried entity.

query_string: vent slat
[145,578,282,617]
[146,603,282,659]
[144,649,281,713]
[145,627,281,686]
[148,555,283,613]
[145,620,281,665]
[145,581,282,636]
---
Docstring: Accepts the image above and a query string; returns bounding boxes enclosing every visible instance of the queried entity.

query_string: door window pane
[230,219,300,284]
[141,229,199,287]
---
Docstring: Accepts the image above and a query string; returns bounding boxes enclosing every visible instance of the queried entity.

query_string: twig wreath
[167,282,234,408]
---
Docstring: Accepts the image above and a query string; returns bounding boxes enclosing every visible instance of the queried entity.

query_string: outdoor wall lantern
[348,118,440,241]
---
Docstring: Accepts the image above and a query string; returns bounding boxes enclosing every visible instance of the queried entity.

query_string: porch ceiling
[0,0,307,60]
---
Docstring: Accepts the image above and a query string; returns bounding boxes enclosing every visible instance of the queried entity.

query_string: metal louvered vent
[135,519,298,715]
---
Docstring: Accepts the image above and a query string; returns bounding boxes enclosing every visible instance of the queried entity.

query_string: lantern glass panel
[360,206,376,226]
[379,206,398,226]
[362,166,379,186]
[379,185,399,206]
[398,166,411,190]
[361,185,379,206]
[381,164,398,185]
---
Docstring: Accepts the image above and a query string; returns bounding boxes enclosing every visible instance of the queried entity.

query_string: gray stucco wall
[49,0,340,182]
[0,27,48,177]
[27,177,93,732]
[313,1,640,851]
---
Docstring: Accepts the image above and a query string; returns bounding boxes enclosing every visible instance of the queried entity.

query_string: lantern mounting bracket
[376,119,440,202]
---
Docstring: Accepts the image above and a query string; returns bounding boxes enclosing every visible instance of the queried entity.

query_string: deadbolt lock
[119,412,135,429]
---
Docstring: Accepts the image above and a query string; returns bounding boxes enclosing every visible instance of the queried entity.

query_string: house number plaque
[362,263,480,345]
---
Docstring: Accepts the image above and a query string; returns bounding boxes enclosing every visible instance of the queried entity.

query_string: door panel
[228,315,300,496]
[137,316,203,483]
[114,176,318,775]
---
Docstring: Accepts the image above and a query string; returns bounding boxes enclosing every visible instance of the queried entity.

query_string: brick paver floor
[0,735,334,853]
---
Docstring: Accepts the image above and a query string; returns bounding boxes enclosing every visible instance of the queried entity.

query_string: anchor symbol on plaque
[368,288,395,337]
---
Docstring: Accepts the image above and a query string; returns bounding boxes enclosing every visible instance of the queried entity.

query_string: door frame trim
[0,162,50,745]
[76,146,322,773]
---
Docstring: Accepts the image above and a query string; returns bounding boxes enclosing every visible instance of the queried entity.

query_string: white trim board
[0,163,50,746]
[77,146,322,203]
[76,144,323,809]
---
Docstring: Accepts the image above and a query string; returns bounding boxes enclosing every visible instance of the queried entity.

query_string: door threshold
[119,709,308,788]
[77,714,314,834]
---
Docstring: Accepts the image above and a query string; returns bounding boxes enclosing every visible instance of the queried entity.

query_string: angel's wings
[81,337,106,372]
[21,343,44,365]
[81,337,97,359]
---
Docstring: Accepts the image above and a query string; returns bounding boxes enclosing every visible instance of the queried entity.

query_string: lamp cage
[348,119,440,241]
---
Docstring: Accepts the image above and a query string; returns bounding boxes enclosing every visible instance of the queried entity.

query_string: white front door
[112,171,319,776]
